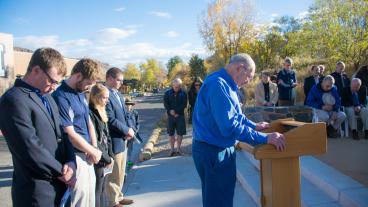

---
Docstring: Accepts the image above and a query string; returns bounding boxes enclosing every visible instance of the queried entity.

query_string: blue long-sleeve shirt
[192,68,268,148]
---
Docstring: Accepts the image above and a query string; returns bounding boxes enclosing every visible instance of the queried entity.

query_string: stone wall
[242,105,313,123]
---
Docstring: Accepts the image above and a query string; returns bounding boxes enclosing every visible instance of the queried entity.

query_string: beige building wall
[0,33,15,95]
[14,51,79,77]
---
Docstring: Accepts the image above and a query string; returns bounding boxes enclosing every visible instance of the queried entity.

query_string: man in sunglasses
[0,48,76,207]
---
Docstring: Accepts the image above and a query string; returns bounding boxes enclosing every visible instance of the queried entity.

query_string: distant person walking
[164,78,188,156]
[188,77,203,124]
[192,53,286,207]
[0,48,76,207]
[277,57,297,106]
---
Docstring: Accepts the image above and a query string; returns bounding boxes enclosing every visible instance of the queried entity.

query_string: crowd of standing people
[0,48,140,207]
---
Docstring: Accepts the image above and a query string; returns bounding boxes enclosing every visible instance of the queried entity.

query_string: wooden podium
[238,118,327,207]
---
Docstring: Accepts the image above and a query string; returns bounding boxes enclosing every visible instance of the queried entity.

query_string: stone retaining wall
[242,105,313,123]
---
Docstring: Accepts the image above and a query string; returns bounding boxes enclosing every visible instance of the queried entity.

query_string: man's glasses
[195,84,201,87]
[41,69,59,85]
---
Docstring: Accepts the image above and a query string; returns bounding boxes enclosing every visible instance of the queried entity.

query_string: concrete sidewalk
[124,156,257,207]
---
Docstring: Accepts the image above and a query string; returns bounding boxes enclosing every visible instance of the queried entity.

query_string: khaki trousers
[105,145,127,206]
[71,154,96,207]
[345,107,368,130]
[314,109,346,130]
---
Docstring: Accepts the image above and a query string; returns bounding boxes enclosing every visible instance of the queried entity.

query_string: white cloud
[271,13,279,18]
[165,31,179,38]
[94,28,136,44]
[298,11,309,19]
[149,11,172,19]
[14,33,207,66]
[114,7,126,12]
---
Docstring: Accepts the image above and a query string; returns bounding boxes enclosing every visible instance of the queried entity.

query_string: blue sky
[0,0,313,67]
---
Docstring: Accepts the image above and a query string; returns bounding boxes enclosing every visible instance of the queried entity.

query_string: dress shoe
[352,130,359,140]
[119,198,134,205]
[113,204,124,207]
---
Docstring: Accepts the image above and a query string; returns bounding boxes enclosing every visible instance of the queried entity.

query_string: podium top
[239,118,327,159]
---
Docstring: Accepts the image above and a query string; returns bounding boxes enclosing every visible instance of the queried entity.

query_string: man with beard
[53,58,102,207]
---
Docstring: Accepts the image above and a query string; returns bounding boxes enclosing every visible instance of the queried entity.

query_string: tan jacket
[255,82,278,106]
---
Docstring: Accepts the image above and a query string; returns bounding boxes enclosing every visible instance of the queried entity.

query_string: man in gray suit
[105,67,134,207]
[0,48,76,207]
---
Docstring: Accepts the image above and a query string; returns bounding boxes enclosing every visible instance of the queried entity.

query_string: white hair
[172,78,183,86]
[323,75,335,84]
[351,78,362,86]
[229,53,255,71]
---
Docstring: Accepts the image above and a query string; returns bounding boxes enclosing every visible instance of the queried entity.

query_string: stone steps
[236,150,368,207]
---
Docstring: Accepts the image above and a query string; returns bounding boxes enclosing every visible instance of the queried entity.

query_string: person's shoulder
[1,86,27,103]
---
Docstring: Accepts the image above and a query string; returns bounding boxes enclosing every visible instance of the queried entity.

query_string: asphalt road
[0,93,165,207]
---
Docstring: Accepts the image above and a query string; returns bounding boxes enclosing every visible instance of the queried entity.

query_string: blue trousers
[192,140,236,207]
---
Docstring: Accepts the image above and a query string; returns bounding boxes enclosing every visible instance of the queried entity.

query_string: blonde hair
[89,83,109,122]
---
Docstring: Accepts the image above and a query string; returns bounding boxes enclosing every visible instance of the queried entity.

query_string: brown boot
[119,198,134,205]
[352,130,359,140]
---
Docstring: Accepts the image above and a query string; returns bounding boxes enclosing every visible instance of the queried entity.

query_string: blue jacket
[106,88,129,154]
[193,68,267,148]
[0,79,75,207]
[306,83,341,112]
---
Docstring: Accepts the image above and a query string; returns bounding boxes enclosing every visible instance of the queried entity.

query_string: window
[0,44,5,77]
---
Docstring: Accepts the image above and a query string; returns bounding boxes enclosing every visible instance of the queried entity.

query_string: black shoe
[365,130,368,139]
[352,130,360,140]
[330,128,340,138]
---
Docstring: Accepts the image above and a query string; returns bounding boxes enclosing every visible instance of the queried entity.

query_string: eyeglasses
[41,69,59,85]
[195,84,200,87]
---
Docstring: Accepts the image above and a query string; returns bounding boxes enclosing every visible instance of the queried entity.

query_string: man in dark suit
[104,67,134,207]
[331,61,350,97]
[0,48,76,207]
[304,65,323,104]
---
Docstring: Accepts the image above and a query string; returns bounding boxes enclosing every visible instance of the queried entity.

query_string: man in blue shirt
[192,53,286,207]
[53,58,102,207]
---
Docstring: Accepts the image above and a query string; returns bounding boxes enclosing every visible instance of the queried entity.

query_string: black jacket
[164,88,188,116]
[0,79,75,207]
[341,86,368,107]
[188,89,198,110]
[330,72,350,97]
[89,106,114,166]
[303,75,323,104]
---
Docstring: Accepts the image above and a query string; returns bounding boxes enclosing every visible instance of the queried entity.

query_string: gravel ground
[152,126,193,158]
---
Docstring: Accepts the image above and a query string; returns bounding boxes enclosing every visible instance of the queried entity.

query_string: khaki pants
[314,109,346,130]
[71,154,96,207]
[345,107,368,130]
[105,145,127,206]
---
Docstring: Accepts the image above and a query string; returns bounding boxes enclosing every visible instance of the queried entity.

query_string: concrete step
[236,150,350,207]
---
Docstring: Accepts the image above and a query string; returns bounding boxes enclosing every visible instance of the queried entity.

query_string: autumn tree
[189,54,207,79]
[199,0,258,64]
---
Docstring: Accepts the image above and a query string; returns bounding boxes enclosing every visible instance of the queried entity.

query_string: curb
[139,128,162,161]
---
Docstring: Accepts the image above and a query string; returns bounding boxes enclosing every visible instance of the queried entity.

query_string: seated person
[304,65,323,105]
[255,71,278,106]
[307,75,346,138]
[341,78,368,140]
